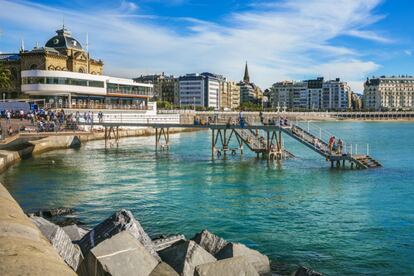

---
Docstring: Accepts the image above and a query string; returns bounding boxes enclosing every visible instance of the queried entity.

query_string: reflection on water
[1,122,414,275]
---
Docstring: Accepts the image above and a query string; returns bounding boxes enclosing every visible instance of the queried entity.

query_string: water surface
[1,122,413,275]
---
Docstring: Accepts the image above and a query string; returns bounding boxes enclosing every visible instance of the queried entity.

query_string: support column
[155,128,158,151]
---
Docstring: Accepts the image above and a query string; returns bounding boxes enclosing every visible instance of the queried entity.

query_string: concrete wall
[0,183,76,276]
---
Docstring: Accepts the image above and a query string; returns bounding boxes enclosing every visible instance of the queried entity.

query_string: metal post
[367,144,369,156]
[211,129,215,158]
[155,128,158,151]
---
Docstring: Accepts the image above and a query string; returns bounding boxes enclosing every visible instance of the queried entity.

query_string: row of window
[22,77,105,88]
[106,83,152,96]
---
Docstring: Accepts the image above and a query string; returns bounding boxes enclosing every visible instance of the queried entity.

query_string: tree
[0,64,12,89]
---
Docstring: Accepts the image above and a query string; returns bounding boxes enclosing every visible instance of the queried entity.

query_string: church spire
[243,61,250,83]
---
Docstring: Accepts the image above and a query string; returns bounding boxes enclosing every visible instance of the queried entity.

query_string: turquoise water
[1,122,414,275]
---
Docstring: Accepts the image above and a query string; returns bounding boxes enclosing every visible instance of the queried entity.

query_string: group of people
[329,136,343,155]
[0,108,105,137]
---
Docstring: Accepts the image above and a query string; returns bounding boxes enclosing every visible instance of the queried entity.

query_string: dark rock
[191,229,228,255]
[149,262,179,276]
[79,231,159,276]
[215,242,271,276]
[153,234,186,252]
[30,215,83,271]
[195,256,259,276]
[292,266,323,276]
[77,209,160,261]
[52,216,84,227]
[158,240,216,276]
[30,207,74,218]
[62,224,89,241]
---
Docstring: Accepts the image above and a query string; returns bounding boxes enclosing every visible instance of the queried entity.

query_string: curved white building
[21,70,153,109]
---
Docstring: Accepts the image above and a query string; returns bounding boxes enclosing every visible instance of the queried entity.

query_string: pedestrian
[329,136,335,153]
[6,110,11,124]
[337,139,343,154]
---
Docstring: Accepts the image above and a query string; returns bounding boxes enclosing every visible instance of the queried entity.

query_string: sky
[0,0,413,93]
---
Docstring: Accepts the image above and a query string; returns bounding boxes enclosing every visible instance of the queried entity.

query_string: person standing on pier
[329,136,335,154]
[337,139,343,154]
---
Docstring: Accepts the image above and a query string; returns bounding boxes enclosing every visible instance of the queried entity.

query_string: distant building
[219,80,240,110]
[0,26,153,109]
[363,76,414,111]
[134,73,178,104]
[0,26,103,98]
[322,78,352,111]
[178,72,221,109]
[270,77,353,111]
[238,62,262,105]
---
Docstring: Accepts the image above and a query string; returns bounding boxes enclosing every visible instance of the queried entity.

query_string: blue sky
[0,0,413,92]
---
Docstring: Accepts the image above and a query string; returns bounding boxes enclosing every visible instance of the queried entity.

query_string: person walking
[329,136,335,154]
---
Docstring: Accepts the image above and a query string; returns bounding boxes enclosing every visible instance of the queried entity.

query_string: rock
[30,207,74,218]
[191,229,228,255]
[292,266,323,276]
[215,243,271,276]
[62,224,89,241]
[153,234,186,252]
[158,240,216,276]
[80,231,159,276]
[150,262,179,276]
[77,209,160,260]
[195,256,259,276]
[30,215,83,271]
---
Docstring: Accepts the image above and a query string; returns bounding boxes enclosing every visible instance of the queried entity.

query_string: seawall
[0,182,76,275]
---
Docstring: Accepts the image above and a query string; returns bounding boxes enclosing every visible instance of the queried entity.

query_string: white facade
[363,76,414,110]
[270,78,352,111]
[178,77,204,107]
[178,73,220,109]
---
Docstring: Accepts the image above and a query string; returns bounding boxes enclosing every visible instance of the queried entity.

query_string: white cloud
[404,50,412,56]
[119,0,138,12]
[0,0,388,92]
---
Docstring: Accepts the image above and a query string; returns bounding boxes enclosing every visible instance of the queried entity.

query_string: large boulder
[153,234,186,252]
[77,209,160,260]
[149,262,179,276]
[215,242,271,276]
[62,224,88,241]
[158,240,216,276]
[80,231,159,276]
[30,215,83,271]
[195,256,259,276]
[191,229,228,255]
[292,266,323,276]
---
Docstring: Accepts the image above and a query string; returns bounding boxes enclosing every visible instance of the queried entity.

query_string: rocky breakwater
[27,208,322,276]
[0,183,76,276]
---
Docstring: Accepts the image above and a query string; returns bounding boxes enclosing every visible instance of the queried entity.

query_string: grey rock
[77,209,160,261]
[215,242,271,276]
[191,229,228,255]
[30,207,74,218]
[30,215,83,271]
[81,231,159,276]
[62,224,88,241]
[292,266,323,276]
[195,256,259,276]
[158,240,217,276]
[153,234,186,252]
[150,262,180,276]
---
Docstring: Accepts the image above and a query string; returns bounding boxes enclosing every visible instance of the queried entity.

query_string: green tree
[0,64,12,89]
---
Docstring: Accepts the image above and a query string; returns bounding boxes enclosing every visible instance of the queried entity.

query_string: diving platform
[83,118,381,169]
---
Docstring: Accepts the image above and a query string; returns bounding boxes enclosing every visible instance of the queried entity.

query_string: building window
[30,64,38,70]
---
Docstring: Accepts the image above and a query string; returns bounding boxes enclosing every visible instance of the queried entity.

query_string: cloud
[346,29,393,43]
[0,0,387,92]
[119,0,138,12]
[404,50,412,56]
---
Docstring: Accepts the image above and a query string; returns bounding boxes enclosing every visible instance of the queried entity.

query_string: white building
[178,73,221,109]
[21,70,153,109]
[322,78,352,111]
[363,76,414,110]
[270,77,352,111]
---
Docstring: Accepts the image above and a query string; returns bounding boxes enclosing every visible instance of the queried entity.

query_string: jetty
[85,115,381,170]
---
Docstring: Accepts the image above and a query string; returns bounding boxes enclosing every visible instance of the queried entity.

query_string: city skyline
[0,0,413,93]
